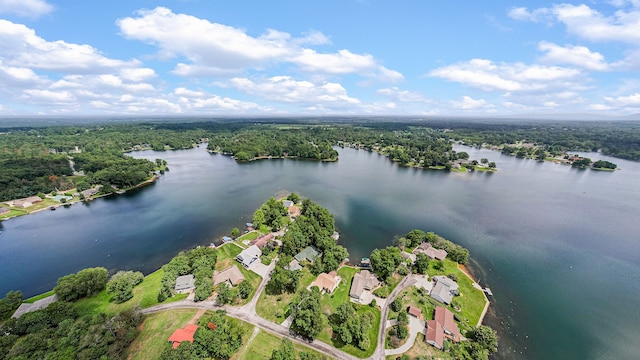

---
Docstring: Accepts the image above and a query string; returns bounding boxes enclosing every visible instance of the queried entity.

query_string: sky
[1,0,640,117]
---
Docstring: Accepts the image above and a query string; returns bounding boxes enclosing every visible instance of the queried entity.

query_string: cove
[1,145,639,360]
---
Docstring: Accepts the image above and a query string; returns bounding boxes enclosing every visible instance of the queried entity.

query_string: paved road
[142,263,420,360]
[384,316,425,356]
[372,274,417,359]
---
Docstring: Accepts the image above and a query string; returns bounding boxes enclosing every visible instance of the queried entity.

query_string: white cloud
[451,96,495,110]
[227,76,361,106]
[507,7,552,22]
[605,93,640,107]
[430,59,582,93]
[0,0,53,19]
[0,20,139,73]
[377,87,429,103]
[537,41,609,71]
[23,89,75,104]
[117,7,401,82]
[513,4,640,45]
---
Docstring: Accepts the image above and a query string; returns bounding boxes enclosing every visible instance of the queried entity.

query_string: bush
[106,271,144,303]
[390,298,402,312]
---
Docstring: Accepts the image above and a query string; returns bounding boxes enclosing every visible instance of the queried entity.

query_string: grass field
[373,273,403,298]
[74,268,187,317]
[385,333,451,360]
[232,328,330,360]
[127,309,198,360]
[256,268,315,323]
[24,290,55,303]
[428,259,487,332]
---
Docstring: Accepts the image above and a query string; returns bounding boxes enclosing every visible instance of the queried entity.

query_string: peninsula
[0,195,496,359]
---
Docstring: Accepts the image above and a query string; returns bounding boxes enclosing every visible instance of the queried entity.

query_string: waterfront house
[349,270,379,301]
[294,246,321,263]
[175,274,195,294]
[251,233,274,248]
[213,265,245,287]
[413,242,447,260]
[430,275,459,305]
[237,245,261,268]
[168,324,198,349]
[310,271,340,294]
[425,306,460,349]
[282,200,294,208]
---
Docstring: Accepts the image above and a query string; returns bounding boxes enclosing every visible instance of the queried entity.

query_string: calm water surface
[1,145,639,360]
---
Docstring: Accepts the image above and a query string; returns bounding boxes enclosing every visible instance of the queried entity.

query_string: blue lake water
[1,145,639,359]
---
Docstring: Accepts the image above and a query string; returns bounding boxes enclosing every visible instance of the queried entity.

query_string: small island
[0,194,496,359]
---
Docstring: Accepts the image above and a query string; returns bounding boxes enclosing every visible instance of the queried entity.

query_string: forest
[1,118,637,202]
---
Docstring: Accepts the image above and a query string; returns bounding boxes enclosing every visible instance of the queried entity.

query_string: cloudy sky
[1,0,640,116]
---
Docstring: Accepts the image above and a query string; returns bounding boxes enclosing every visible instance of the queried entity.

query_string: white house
[236,245,261,268]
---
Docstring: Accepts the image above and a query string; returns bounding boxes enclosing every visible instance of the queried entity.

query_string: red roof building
[408,305,423,319]
[425,307,460,350]
[168,324,199,349]
[251,233,274,248]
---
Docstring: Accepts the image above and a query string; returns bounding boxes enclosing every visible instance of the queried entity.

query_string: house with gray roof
[294,246,321,263]
[430,275,459,305]
[175,274,195,294]
[237,245,262,268]
[213,265,245,287]
[12,294,58,319]
[349,270,380,301]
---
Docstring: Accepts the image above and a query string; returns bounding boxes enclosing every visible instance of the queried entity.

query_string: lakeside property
[1,195,493,360]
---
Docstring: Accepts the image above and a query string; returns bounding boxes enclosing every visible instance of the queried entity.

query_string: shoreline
[458,263,490,326]
[0,175,159,223]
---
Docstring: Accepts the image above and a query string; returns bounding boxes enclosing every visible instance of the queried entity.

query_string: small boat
[483,288,493,296]
[49,206,56,210]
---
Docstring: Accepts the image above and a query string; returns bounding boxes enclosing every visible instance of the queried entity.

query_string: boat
[49,206,56,210]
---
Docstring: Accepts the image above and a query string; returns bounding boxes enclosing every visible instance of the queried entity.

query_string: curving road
[142,263,418,360]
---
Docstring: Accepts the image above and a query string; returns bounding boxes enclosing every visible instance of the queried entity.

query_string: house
[237,245,261,268]
[288,205,301,218]
[80,188,99,198]
[408,305,423,319]
[12,294,58,319]
[349,270,379,301]
[168,324,199,349]
[251,233,274,248]
[425,307,460,349]
[413,242,447,260]
[294,246,321,263]
[213,265,245,287]
[0,207,9,215]
[434,306,461,341]
[175,274,195,293]
[13,196,42,208]
[287,259,302,271]
[282,200,294,208]
[430,276,459,305]
[310,271,340,294]
[401,251,416,263]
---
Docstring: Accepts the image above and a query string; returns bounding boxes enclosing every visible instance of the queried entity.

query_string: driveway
[249,260,270,278]
[384,316,426,356]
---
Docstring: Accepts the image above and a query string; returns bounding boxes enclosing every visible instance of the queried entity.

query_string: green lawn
[256,268,315,323]
[315,266,379,358]
[74,268,187,317]
[428,259,487,332]
[233,328,331,360]
[24,290,55,303]
[0,208,27,220]
[127,309,198,360]
[373,273,403,298]
[236,230,263,248]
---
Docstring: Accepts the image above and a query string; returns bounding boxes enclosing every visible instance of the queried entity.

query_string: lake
[1,145,639,360]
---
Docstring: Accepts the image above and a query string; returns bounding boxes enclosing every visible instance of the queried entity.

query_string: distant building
[168,324,198,349]
[310,271,340,294]
[349,270,379,301]
[175,274,195,294]
[237,245,262,268]
[282,200,294,208]
[213,266,245,287]
[294,246,321,263]
[287,259,302,271]
[13,196,42,209]
[430,275,459,305]
[413,242,447,260]
[12,294,58,319]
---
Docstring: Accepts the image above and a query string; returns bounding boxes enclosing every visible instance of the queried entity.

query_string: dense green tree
[192,311,243,360]
[370,247,403,279]
[0,290,23,320]
[238,280,252,299]
[331,303,374,350]
[287,193,300,203]
[469,325,498,353]
[593,160,617,169]
[405,229,426,248]
[253,209,265,228]
[270,338,296,360]
[54,267,108,302]
[106,271,144,303]
[414,253,430,274]
[290,287,324,340]
[231,227,240,238]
